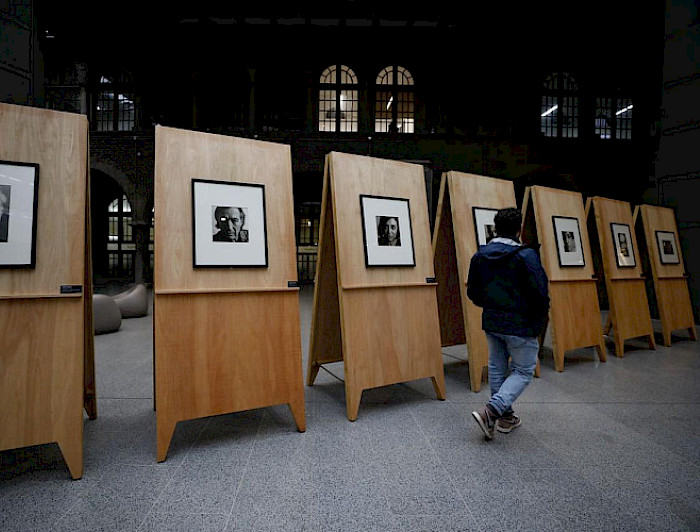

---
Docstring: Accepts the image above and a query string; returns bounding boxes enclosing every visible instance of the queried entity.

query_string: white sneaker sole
[496,420,522,434]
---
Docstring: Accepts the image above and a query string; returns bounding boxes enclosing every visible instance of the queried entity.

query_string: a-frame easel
[307,152,446,420]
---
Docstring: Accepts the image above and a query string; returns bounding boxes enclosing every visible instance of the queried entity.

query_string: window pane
[339,90,358,132]
[117,93,135,131]
[319,89,337,132]
[375,90,392,132]
[376,67,392,85]
[595,97,612,139]
[340,66,357,85]
[97,91,114,131]
[109,216,119,240]
[320,66,336,84]
[541,96,558,137]
[123,217,133,241]
[397,91,414,133]
[396,67,414,86]
[616,98,633,140]
[562,96,578,138]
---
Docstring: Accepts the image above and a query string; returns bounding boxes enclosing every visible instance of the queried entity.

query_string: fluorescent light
[616,104,633,116]
[541,105,558,117]
[387,96,393,110]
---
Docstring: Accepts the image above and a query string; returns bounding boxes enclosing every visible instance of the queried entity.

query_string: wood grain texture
[529,185,595,281]
[0,103,88,479]
[523,186,604,371]
[432,171,517,392]
[587,197,653,357]
[154,126,297,292]
[548,281,606,371]
[634,204,696,346]
[309,153,445,419]
[154,127,304,461]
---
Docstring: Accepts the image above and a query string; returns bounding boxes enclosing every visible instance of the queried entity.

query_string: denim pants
[485,332,539,416]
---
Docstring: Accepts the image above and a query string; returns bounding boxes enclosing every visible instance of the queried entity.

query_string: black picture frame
[655,230,680,265]
[552,215,585,268]
[0,160,40,269]
[191,178,268,268]
[359,194,416,268]
[610,222,636,268]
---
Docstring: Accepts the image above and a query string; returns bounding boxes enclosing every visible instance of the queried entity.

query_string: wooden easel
[154,127,305,462]
[0,103,91,479]
[307,152,445,421]
[432,171,519,392]
[633,204,697,346]
[585,197,655,357]
[522,185,606,372]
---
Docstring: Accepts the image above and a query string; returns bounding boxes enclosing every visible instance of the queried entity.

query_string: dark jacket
[467,238,550,337]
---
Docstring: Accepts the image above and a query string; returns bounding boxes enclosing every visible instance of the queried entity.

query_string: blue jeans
[486,332,538,416]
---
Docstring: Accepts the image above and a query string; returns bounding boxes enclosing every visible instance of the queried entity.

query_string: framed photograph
[655,230,680,265]
[359,194,416,267]
[472,207,499,246]
[191,179,268,268]
[0,160,39,268]
[610,223,636,268]
[552,215,585,267]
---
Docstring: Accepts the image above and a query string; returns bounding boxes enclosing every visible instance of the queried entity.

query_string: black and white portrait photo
[611,223,636,268]
[0,160,39,268]
[0,184,10,243]
[552,216,585,267]
[472,207,499,247]
[360,194,415,267]
[376,215,401,247]
[562,231,576,253]
[192,179,267,267]
[212,206,249,243]
[655,231,680,265]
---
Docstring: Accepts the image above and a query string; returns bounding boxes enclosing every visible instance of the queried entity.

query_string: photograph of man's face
[484,224,496,243]
[213,205,248,242]
[563,231,577,252]
[618,233,629,256]
[377,215,401,246]
[662,239,674,255]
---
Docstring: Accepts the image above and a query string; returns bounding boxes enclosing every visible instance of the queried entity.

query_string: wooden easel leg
[288,395,306,433]
[689,326,698,341]
[431,372,446,400]
[57,437,83,480]
[604,314,613,336]
[597,342,608,363]
[662,329,672,347]
[647,334,657,350]
[468,364,483,393]
[345,383,362,422]
[615,336,624,358]
[156,416,177,463]
[554,349,565,372]
[307,362,320,386]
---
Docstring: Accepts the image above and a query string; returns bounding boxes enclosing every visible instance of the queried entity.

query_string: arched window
[318,65,359,132]
[375,66,415,133]
[107,194,135,277]
[541,72,578,138]
[595,95,633,140]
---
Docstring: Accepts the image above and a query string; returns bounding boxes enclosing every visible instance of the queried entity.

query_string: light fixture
[387,96,393,110]
[541,105,558,117]
[616,104,633,116]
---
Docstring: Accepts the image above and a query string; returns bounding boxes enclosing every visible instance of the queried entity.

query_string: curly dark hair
[494,207,522,238]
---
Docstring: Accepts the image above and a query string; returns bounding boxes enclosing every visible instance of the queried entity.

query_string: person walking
[467,207,549,439]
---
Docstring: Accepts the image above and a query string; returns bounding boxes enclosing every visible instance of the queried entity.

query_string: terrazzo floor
[1,286,699,531]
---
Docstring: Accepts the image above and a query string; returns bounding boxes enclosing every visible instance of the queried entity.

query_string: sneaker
[471,406,498,440]
[496,412,522,433]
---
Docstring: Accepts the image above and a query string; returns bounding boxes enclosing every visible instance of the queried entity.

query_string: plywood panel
[309,153,445,420]
[154,127,304,461]
[657,277,696,345]
[154,126,297,292]
[530,186,594,281]
[637,204,686,279]
[329,152,434,288]
[549,281,606,371]
[0,104,88,479]
[0,104,87,296]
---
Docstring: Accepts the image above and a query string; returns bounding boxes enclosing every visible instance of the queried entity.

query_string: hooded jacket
[466,237,550,337]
